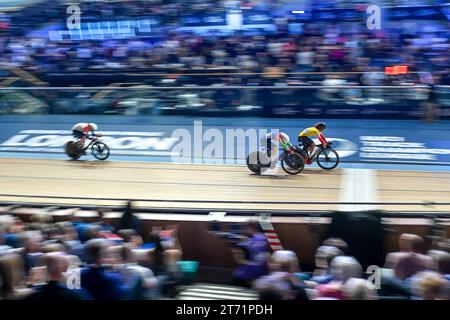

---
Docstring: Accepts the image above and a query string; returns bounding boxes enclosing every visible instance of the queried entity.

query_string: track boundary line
[0,193,449,206]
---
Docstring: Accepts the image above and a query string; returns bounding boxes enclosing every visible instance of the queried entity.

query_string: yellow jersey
[299,127,321,138]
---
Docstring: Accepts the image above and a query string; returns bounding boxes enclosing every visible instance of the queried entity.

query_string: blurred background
[0,0,449,117]
[0,0,449,302]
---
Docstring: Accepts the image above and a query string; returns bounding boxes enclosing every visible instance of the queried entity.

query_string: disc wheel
[64,141,82,160]
[246,151,267,175]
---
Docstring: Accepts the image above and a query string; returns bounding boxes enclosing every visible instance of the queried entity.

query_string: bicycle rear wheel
[64,141,82,160]
[246,151,267,175]
[317,148,339,170]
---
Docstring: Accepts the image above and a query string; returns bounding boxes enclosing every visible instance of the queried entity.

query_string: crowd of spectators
[1,205,449,300]
[217,220,450,300]
[0,0,449,86]
[252,235,449,300]
[0,201,184,300]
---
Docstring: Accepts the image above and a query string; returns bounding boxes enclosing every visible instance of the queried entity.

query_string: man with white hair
[316,256,363,299]
[330,256,363,282]
[253,250,308,300]
[311,245,344,284]
[342,278,378,300]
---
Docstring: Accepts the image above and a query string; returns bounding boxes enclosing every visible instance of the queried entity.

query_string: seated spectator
[311,245,343,284]
[0,225,12,256]
[254,250,308,300]
[231,221,270,287]
[117,229,143,249]
[69,213,91,243]
[80,239,129,300]
[19,232,44,276]
[270,250,300,274]
[24,252,87,300]
[256,283,285,300]
[322,238,349,255]
[116,245,159,299]
[3,217,25,248]
[83,225,102,243]
[316,256,363,300]
[385,233,435,273]
[427,250,450,281]
[0,253,32,300]
[395,252,428,281]
[342,278,378,300]
[147,231,182,298]
[96,207,115,233]
[53,222,85,260]
[409,271,449,300]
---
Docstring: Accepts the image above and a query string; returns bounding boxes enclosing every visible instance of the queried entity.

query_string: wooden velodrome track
[0,157,450,213]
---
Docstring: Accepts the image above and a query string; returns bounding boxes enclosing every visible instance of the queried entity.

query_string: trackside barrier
[258,213,283,251]
[3,202,449,271]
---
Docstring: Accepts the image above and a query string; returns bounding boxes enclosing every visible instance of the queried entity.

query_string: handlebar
[87,133,102,141]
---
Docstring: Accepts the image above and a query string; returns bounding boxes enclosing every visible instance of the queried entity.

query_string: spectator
[342,278,378,300]
[0,253,32,300]
[19,232,44,276]
[311,245,344,284]
[147,231,182,298]
[410,271,449,300]
[316,256,363,299]
[54,222,85,260]
[427,250,450,281]
[24,252,86,300]
[96,207,115,233]
[254,250,308,300]
[385,233,435,279]
[69,213,91,243]
[322,238,349,255]
[117,229,143,249]
[0,225,12,256]
[118,201,141,235]
[116,245,159,299]
[231,221,270,286]
[80,239,129,300]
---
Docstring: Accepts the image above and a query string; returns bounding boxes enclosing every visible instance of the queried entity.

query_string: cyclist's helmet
[314,122,327,131]
[276,132,290,144]
[88,123,98,131]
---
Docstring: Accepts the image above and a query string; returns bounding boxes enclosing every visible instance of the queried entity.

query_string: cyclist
[298,122,329,163]
[260,131,295,163]
[71,122,99,148]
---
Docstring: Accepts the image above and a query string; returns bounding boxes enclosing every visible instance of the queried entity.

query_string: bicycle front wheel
[281,153,305,175]
[92,141,110,160]
[317,148,339,170]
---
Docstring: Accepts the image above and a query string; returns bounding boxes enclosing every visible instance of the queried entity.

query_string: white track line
[339,168,379,212]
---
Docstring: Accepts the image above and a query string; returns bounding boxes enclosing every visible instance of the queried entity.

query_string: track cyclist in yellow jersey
[298,122,329,164]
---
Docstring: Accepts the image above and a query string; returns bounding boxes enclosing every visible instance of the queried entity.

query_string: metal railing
[0,85,437,118]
